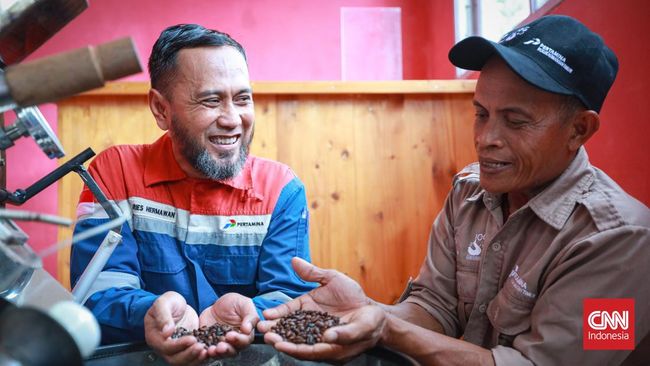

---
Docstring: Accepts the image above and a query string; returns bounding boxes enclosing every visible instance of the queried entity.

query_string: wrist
[366,296,378,307]
[378,312,395,346]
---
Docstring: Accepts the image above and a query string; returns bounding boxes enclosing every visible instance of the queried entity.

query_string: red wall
[24,0,454,81]
[549,0,650,205]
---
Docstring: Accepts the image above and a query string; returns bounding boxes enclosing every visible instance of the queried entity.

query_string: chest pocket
[204,255,258,285]
[138,238,187,273]
[456,264,479,330]
[487,281,536,346]
[454,226,487,329]
[137,238,190,296]
[455,239,481,330]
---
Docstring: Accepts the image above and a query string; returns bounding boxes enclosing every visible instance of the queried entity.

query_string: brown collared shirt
[404,148,650,365]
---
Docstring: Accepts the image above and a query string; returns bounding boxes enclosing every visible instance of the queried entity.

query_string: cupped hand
[261,257,370,322]
[144,291,209,366]
[262,304,387,362]
[198,292,259,358]
[257,258,386,362]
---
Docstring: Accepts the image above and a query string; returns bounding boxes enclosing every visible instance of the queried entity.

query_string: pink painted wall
[9,0,454,276]
[25,0,453,80]
[24,0,452,82]
[341,7,403,80]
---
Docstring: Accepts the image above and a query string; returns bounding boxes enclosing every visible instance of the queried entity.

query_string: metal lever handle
[0,147,94,205]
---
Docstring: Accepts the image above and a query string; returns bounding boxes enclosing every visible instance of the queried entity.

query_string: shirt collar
[467,190,504,213]
[220,157,256,193]
[144,133,186,186]
[465,147,595,230]
[144,133,258,195]
[528,147,594,230]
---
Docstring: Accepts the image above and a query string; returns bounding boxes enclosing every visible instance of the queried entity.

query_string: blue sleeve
[252,177,318,315]
[71,216,158,344]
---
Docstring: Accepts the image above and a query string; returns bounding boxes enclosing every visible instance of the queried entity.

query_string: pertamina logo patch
[223,219,237,230]
[222,218,265,231]
[583,298,634,350]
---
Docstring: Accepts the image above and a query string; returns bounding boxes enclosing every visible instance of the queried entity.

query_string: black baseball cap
[449,15,618,113]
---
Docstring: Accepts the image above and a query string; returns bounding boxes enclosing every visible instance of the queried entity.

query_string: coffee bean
[171,323,239,348]
[270,310,343,345]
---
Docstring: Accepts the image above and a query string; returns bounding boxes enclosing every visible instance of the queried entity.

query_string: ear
[148,88,172,131]
[568,110,600,151]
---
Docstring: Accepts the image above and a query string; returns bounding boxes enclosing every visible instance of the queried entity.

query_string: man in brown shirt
[258,15,650,365]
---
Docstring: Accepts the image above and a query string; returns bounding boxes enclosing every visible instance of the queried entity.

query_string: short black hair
[558,94,586,124]
[148,24,247,94]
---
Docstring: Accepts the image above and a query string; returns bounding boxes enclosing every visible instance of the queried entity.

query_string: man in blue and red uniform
[70,24,316,365]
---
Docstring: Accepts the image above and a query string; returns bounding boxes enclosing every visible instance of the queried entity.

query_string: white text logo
[508,264,536,299]
[523,38,573,73]
[587,311,629,330]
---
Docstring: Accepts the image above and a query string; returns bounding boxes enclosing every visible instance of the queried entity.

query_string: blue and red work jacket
[70,133,316,344]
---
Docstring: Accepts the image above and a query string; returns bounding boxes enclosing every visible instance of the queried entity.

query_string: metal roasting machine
[0,1,141,365]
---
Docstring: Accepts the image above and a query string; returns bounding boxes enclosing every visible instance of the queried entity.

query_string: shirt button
[478,303,487,313]
[492,242,502,251]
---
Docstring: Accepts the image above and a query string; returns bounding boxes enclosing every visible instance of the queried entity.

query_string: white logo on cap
[499,26,529,43]
[524,38,541,45]
[524,38,573,74]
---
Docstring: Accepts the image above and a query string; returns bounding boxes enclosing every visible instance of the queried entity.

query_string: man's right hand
[265,257,371,315]
[144,291,209,366]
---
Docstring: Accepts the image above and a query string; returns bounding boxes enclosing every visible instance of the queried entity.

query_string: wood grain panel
[57,83,476,304]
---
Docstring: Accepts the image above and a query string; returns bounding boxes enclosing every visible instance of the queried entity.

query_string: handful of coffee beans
[171,323,238,348]
[271,310,342,345]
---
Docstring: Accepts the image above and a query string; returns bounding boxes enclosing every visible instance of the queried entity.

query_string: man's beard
[170,118,251,181]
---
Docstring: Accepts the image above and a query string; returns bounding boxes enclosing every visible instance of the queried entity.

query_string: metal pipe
[71,230,122,304]
[73,165,121,222]
[0,209,71,226]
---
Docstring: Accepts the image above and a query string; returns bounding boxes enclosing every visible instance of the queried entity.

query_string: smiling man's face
[473,57,577,198]
[165,46,254,180]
